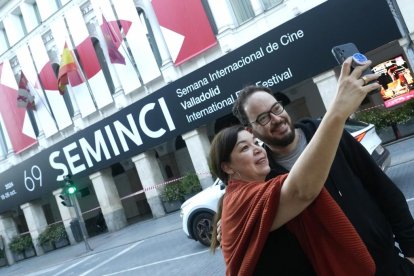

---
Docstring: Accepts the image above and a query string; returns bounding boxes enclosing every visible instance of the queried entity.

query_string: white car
[180,120,390,246]
[344,119,390,171]
[180,178,225,246]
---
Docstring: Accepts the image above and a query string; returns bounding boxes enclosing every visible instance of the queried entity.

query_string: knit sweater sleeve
[340,131,414,256]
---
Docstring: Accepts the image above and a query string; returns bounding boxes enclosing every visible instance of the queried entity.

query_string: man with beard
[230,85,414,275]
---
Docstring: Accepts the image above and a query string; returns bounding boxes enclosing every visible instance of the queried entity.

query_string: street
[383,137,414,213]
[1,137,413,276]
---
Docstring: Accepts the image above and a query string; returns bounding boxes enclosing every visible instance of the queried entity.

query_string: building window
[81,2,93,16]
[0,24,10,51]
[33,3,42,24]
[18,14,28,35]
[137,8,162,67]
[201,0,218,35]
[10,56,19,71]
[42,30,54,44]
[52,63,75,117]
[262,0,283,10]
[229,0,254,25]
[55,0,62,8]
[92,37,115,94]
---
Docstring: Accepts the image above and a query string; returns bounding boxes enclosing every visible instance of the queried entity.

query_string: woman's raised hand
[331,56,381,119]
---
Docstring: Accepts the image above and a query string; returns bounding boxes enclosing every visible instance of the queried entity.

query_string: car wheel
[192,212,213,247]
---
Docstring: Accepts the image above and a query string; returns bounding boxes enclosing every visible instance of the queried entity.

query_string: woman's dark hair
[209,125,244,253]
[209,125,244,184]
[210,194,224,253]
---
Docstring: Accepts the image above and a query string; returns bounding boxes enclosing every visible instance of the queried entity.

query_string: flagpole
[26,46,60,130]
[62,18,99,111]
[106,1,145,86]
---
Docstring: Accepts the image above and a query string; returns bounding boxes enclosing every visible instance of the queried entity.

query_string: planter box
[24,247,36,259]
[13,252,24,262]
[41,242,55,253]
[0,257,7,267]
[377,126,396,144]
[53,238,69,249]
[163,200,182,213]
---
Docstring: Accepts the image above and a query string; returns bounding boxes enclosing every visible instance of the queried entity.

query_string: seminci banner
[0,0,401,212]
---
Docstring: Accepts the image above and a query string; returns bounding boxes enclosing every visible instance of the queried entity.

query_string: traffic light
[64,174,77,195]
[66,185,77,195]
[59,193,72,207]
[59,174,76,207]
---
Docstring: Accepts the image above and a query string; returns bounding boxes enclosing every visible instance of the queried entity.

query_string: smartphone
[332,42,377,92]
[332,43,371,74]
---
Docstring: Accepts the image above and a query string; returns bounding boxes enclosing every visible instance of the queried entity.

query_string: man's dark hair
[274,91,291,106]
[232,85,274,126]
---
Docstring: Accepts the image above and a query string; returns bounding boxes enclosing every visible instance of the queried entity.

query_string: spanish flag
[57,42,81,95]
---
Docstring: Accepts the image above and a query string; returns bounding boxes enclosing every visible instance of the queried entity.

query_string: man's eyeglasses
[250,102,284,126]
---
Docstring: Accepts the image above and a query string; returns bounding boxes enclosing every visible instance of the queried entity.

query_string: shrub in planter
[9,234,33,254]
[38,228,52,248]
[180,174,202,198]
[161,182,184,203]
[0,249,6,267]
[160,174,203,203]
[49,223,68,243]
[355,100,414,138]
[160,182,184,213]
[38,223,68,249]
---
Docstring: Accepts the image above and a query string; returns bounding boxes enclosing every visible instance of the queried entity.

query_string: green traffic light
[67,185,77,195]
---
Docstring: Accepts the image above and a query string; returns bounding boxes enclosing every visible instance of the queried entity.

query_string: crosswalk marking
[103,249,210,275]
[54,255,95,276]
[79,240,144,276]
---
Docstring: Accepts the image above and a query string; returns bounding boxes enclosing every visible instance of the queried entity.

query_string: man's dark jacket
[254,119,414,276]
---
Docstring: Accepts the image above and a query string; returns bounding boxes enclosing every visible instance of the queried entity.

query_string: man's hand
[406,256,414,264]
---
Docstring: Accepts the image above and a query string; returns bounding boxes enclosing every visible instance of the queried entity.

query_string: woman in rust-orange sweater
[209,57,381,276]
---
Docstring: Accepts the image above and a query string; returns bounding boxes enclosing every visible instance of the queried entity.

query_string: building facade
[0,0,412,265]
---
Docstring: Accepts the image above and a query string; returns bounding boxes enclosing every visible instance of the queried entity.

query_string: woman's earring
[235,171,241,179]
[230,171,241,179]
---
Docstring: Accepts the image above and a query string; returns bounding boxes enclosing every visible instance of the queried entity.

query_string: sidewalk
[384,135,414,167]
[0,212,182,275]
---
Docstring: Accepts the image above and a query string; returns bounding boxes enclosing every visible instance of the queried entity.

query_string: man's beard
[266,121,296,147]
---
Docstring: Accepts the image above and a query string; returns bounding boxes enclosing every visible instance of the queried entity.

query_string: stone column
[0,212,18,265]
[90,168,127,232]
[182,127,214,190]
[20,201,48,256]
[53,188,77,244]
[399,37,414,72]
[313,70,338,110]
[132,151,165,218]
